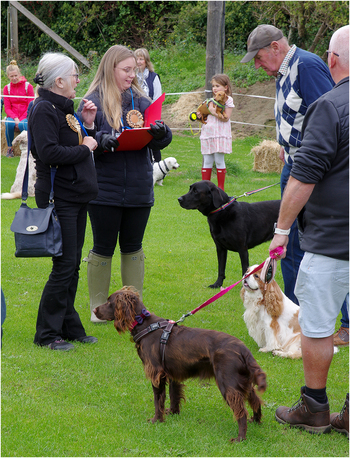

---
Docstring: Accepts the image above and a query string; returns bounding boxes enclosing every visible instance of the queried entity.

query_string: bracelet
[274,223,290,236]
[83,122,94,130]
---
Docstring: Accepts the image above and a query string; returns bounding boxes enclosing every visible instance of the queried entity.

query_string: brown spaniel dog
[94,287,267,442]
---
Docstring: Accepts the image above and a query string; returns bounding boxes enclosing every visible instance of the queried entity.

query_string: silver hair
[35,52,77,89]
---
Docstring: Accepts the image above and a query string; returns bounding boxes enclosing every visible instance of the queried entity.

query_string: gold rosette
[126,110,144,128]
[66,114,82,145]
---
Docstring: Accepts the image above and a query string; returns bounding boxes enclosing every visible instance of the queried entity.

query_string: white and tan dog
[153,157,179,186]
[240,264,302,359]
[1,131,36,199]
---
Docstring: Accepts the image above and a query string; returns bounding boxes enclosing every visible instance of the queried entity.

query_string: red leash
[176,246,284,324]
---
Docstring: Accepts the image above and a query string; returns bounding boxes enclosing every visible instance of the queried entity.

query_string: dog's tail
[1,191,21,200]
[245,351,267,393]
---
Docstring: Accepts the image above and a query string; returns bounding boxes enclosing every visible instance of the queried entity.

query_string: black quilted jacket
[78,88,172,207]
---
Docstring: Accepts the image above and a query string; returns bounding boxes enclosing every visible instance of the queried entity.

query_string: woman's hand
[82,135,98,152]
[81,99,97,128]
[14,117,19,127]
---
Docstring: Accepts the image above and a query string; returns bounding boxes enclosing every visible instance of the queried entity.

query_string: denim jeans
[5,117,28,146]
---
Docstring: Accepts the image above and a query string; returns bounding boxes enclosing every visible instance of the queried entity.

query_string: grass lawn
[1,133,349,457]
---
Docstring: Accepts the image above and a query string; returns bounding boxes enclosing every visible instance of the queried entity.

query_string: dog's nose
[178,196,183,203]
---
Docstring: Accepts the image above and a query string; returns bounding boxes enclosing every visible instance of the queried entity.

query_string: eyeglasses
[70,73,80,81]
[116,66,137,75]
[326,50,339,57]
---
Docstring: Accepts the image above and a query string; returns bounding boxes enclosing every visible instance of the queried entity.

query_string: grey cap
[241,25,283,63]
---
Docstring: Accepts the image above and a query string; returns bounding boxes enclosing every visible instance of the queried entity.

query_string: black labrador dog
[178,181,280,288]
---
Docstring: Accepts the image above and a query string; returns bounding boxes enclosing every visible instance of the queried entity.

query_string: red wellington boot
[217,168,226,191]
[201,167,212,181]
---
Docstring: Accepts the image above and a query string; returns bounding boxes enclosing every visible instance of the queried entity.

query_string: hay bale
[170,91,204,123]
[251,140,283,174]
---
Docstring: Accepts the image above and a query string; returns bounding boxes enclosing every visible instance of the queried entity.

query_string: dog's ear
[264,281,284,317]
[113,287,140,333]
[211,185,227,208]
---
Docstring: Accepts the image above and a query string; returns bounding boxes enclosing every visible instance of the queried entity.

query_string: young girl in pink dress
[198,74,234,191]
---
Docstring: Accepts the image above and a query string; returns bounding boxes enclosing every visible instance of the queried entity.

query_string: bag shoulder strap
[22,101,57,201]
[6,82,29,95]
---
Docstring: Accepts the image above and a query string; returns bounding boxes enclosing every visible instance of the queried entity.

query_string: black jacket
[292,77,349,260]
[78,88,172,207]
[29,88,98,203]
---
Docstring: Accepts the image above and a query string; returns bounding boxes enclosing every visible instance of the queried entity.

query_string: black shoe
[47,339,74,351]
[74,335,98,344]
[6,147,14,158]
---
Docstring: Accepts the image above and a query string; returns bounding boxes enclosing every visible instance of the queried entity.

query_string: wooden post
[205,1,225,98]
[8,3,19,61]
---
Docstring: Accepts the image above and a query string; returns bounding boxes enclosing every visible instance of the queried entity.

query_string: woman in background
[135,48,163,162]
[3,60,34,157]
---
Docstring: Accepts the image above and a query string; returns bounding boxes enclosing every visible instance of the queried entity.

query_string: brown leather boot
[330,393,349,438]
[333,327,349,346]
[275,387,331,434]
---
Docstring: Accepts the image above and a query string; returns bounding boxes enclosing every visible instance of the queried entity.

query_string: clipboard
[116,93,165,151]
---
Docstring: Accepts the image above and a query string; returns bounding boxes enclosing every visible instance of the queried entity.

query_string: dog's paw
[165,407,180,416]
[208,280,223,289]
[258,347,270,353]
[149,416,165,424]
[230,436,246,443]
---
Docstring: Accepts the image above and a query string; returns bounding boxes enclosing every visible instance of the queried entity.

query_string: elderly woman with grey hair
[29,52,99,351]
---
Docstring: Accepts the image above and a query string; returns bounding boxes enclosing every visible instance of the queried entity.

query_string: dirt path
[161,80,277,139]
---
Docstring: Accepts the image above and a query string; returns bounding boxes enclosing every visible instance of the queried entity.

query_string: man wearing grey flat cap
[241,24,334,307]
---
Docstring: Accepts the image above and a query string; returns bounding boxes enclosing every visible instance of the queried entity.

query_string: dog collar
[209,197,236,214]
[130,308,151,330]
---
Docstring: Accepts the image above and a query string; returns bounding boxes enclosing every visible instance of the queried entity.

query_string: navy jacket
[292,77,349,260]
[79,88,172,207]
[29,88,98,203]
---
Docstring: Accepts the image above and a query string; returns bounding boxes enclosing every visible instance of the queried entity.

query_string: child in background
[197,74,234,191]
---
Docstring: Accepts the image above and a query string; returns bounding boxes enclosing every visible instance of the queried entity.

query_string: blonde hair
[85,45,143,130]
[135,48,155,73]
[6,60,21,77]
[211,74,233,97]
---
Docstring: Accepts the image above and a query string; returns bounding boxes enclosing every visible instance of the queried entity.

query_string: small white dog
[153,157,179,186]
[1,131,36,199]
[240,264,302,359]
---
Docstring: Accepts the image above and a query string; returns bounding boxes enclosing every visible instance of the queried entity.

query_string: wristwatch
[274,222,290,235]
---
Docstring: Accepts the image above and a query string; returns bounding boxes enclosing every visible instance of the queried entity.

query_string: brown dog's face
[214,91,228,104]
[93,298,115,321]
[94,287,141,333]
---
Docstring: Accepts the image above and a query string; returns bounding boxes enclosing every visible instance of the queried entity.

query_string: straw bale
[170,91,204,124]
[251,140,283,174]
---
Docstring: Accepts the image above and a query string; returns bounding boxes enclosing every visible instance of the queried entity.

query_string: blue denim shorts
[295,252,349,338]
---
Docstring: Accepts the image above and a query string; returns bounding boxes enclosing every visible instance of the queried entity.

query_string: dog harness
[131,310,176,364]
[156,160,170,179]
[207,97,225,111]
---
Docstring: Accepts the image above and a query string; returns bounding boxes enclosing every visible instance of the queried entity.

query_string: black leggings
[88,204,151,257]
